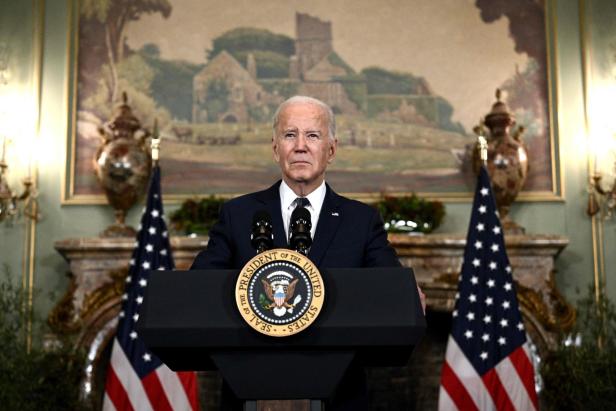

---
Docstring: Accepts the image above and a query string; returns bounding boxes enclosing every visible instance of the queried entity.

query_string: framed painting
[64,0,561,203]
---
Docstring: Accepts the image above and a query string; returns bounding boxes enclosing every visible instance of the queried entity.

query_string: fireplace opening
[367,309,451,410]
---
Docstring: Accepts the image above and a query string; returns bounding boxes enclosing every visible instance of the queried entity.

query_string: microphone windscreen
[252,210,272,226]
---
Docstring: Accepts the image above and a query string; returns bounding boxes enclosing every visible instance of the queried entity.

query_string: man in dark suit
[192,95,424,410]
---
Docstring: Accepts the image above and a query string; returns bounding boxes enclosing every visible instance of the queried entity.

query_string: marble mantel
[393,233,574,354]
[49,233,574,409]
[50,233,573,357]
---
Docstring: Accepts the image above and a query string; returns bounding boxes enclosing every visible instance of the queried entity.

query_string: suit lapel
[256,181,287,249]
[308,184,342,266]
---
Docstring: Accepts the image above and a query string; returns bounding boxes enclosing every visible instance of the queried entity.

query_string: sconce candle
[27,147,31,179]
[587,132,616,218]
[0,135,38,223]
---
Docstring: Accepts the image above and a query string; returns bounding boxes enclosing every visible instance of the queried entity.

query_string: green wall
[0,0,611,345]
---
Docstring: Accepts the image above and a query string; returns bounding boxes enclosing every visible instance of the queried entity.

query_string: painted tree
[80,0,172,102]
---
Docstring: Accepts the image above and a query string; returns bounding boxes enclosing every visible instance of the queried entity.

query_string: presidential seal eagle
[262,278,300,317]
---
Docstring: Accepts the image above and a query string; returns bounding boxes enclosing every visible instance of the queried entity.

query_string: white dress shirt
[279,180,326,241]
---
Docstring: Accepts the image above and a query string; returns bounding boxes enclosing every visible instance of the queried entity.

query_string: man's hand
[417,284,426,314]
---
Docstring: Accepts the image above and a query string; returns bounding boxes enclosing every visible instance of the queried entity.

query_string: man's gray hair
[272,95,336,139]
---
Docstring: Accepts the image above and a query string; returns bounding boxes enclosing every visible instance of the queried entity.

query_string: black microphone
[251,210,273,253]
[290,206,312,255]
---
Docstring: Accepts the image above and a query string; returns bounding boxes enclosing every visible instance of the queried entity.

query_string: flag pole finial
[151,118,160,166]
[474,123,488,167]
[478,135,488,166]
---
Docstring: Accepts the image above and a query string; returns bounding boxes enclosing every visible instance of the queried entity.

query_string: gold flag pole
[478,135,488,167]
[151,118,160,167]
[474,122,488,167]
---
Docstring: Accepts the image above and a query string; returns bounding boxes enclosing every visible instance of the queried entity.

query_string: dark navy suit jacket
[191,180,401,271]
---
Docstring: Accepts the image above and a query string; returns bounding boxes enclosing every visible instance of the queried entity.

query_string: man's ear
[272,137,280,162]
[327,138,338,163]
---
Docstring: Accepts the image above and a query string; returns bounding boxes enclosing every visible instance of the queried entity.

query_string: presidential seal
[235,248,325,337]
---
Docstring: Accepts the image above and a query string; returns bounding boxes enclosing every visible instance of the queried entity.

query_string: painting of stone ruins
[73,0,552,198]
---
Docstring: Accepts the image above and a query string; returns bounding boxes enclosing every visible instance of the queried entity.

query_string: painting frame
[62,0,564,205]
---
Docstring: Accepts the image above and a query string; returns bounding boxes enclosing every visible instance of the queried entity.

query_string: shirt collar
[279,179,326,211]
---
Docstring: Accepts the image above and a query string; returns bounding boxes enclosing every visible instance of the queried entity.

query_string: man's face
[272,102,337,189]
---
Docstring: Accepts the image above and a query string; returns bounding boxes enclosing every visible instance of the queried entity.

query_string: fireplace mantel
[51,233,573,353]
[50,233,573,408]
[392,233,573,353]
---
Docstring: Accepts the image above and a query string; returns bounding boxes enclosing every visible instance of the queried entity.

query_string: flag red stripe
[105,366,135,411]
[509,347,539,409]
[482,368,515,411]
[178,371,200,411]
[441,361,479,411]
[142,371,173,411]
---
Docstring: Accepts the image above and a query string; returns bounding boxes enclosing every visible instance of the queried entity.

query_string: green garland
[374,194,445,234]
[170,194,446,235]
[170,196,226,235]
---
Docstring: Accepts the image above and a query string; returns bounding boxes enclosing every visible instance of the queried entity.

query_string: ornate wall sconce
[587,129,616,218]
[587,171,616,218]
[0,138,38,223]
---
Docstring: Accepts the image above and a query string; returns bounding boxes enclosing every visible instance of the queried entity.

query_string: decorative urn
[473,89,529,234]
[94,92,151,237]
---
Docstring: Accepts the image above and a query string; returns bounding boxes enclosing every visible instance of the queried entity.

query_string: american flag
[103,166,199,411]
[438,166,538,411]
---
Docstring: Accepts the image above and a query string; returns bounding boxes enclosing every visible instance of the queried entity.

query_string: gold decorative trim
[20,0,45,352]
[435,270,575,334]
[47,277,81,333]
[48,266,127,334]
[21,211,28,344]
[595,217,606,298]
[588,215,606,302]
[579,0,606,299]
[517,281,576,333]
[81,267,127,322]
[547,0,565,200]
[61,0,78,204]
